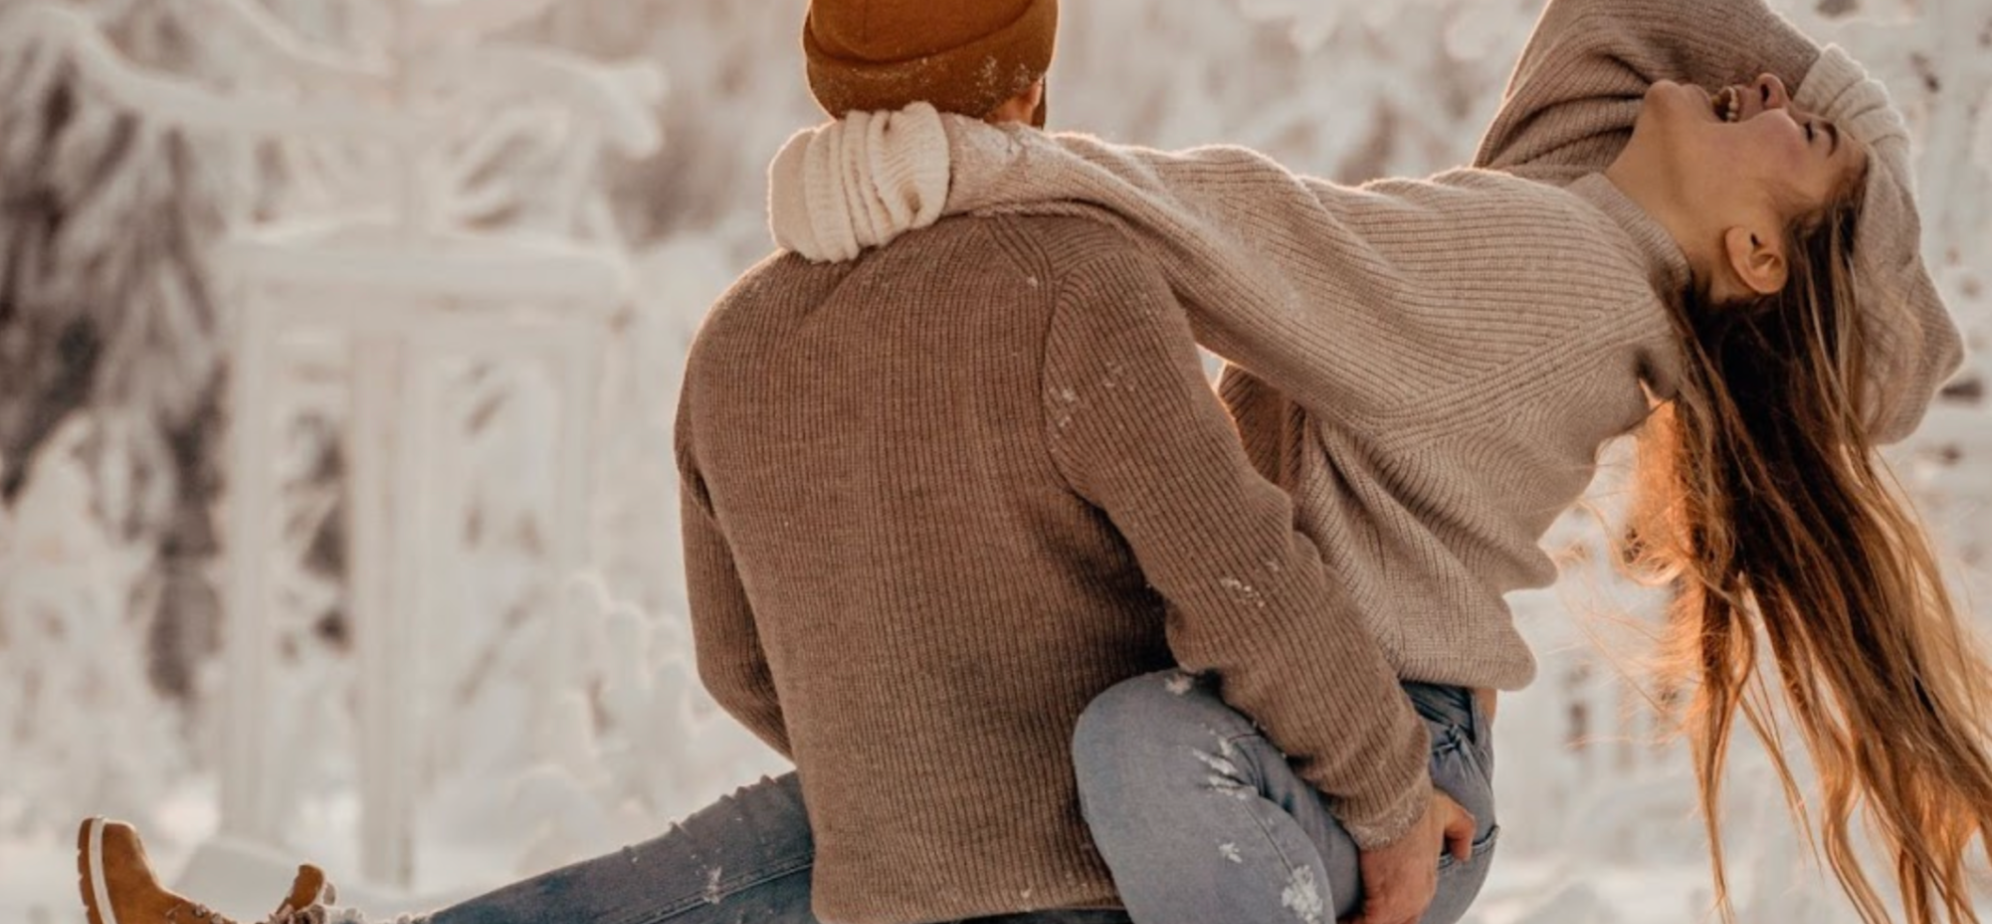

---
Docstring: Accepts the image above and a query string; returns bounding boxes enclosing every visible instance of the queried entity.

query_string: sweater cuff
[1794,44,1912,155]
[1340,762,1436,851]
[1791,43,1962,444]
[1793,43,1868,111]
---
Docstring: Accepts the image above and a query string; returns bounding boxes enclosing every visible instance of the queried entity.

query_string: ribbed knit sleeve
[947,130,1628,427]
[674,385,793,760]
[1473,0,1820,182]
[1041,248,1433,849]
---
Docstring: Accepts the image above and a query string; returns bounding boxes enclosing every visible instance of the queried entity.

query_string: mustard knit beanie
[804,0,1056,127]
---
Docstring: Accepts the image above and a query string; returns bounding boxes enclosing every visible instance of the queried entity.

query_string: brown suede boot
[78,817,336,924]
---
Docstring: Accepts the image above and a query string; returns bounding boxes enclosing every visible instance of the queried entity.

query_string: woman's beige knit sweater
[771,0,1966,691]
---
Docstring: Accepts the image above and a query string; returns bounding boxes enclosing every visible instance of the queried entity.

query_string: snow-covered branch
[440,43,665,157]
[0,5,419,139]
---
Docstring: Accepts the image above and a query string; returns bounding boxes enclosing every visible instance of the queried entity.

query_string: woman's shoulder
[1372,165,1587,202]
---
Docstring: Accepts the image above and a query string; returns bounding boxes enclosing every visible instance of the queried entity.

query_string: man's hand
[1348,790,1476,924]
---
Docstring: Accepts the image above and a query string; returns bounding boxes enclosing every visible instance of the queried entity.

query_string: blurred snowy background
[0,0,1987,921]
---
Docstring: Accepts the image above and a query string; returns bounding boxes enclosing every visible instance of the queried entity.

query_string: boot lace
[164,905,234,924]
[267,903,329,924]
[266,878,337,924]
[265,885,425,924]
[166,882,338,924]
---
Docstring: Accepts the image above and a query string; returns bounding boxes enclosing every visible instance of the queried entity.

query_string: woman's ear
[1722,225,1789,297]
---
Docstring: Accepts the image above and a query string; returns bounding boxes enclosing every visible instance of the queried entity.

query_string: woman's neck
[1604,149,1715,293]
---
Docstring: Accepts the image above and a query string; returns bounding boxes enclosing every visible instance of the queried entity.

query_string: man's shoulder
[696,212,1160,338]
[978,210,1146,253]
[961,211,1160,285]
[703,248,837,318]
[807,209,1156,292]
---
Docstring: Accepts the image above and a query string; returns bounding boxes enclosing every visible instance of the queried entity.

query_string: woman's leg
[384,773,821,924]
[1071,670,1498,924]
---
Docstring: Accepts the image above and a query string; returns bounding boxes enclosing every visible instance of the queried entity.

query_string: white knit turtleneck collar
[767,103,953,263]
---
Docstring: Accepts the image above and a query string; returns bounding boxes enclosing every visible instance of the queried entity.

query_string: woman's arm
[941,127,1522,425]
[1473,0,1820,181]
[1043,246,1435,850]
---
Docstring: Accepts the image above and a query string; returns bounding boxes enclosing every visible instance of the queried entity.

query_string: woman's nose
[1752,73,1792,113]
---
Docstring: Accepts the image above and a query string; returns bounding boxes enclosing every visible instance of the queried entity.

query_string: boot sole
[77,817,120,924]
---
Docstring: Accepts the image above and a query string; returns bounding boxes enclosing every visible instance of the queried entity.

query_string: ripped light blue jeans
[1071,670,1499,924]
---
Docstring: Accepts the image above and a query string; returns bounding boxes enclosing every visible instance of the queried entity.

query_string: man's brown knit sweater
[675,214,1429,923]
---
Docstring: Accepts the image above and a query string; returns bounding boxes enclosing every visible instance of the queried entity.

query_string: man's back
[677,207,1430,923]
[676,213,1177,920]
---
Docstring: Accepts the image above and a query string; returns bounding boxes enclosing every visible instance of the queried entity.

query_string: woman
[78,0,1986,923]
[772,0,1986,920]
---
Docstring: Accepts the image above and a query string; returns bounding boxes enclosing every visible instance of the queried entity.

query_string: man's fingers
[1375,906,1417,924]
[1352,900,1409,924]
[1450,796,1482,864]
[1444,804,1477,862]
[1357,883,1426,924]
[1352,887,1396,924]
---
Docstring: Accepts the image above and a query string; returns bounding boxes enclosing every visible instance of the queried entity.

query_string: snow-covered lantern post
[217,231,625,887]
[53,0,671,890]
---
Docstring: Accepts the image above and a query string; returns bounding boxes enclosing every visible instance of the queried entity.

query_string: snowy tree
[0,2,241,703]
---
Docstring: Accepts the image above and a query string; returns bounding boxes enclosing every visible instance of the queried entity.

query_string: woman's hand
[1348,790,1476,924]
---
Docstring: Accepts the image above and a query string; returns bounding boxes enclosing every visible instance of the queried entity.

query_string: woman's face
[1639,74,1866,225]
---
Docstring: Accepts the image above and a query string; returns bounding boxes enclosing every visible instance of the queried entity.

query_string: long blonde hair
[1618,190,1992,923]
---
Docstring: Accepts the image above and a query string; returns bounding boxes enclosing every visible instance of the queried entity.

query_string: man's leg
[407,773,819,924]
[1070,670,1498,924]
[313,771,1141,924]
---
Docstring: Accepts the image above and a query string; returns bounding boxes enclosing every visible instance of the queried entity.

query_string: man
[76,3,1459,923]
[675,1,1467,920]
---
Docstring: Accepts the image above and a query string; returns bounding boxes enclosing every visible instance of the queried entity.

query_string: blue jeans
[416,773,1131,924]
[1070,670,1499,924]
[408,674,1490,924]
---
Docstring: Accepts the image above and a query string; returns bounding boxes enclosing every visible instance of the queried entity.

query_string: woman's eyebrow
[1826,121,1841,156]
